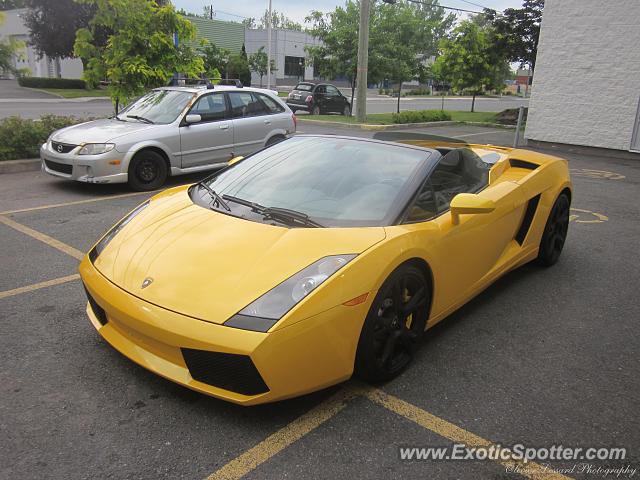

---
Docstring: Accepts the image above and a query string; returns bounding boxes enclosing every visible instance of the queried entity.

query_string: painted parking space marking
[365,388,573,480]
[569,169,625,180]
[207,386,362,480]
[207,383,574,480]
[569,208,608,224]
[0,190,155,216]
[0,215,84,260]
[0,274,80,300]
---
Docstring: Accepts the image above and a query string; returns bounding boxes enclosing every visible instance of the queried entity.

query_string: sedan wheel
[536,192,570,266]
[342,105,351,116]
[127,150,168,191]
[355,265,430,382]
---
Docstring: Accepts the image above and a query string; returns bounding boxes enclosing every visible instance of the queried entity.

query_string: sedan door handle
[263,120,271,125]
[219,124,229,130]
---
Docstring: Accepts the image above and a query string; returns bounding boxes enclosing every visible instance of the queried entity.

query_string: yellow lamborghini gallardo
[79,134,572,405]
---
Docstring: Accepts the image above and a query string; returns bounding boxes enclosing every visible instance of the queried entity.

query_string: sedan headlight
[78,143,115,155]
[89,201,149,262]
[225,254,357,332]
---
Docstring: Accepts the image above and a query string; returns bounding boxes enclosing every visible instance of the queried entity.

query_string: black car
[286,82,351,116]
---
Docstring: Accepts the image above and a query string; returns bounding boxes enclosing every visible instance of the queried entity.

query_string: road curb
[297,119,517,131]
[0,158,40,174]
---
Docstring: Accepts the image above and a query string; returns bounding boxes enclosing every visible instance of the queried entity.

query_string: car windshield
[201,136,431,227]
[294,83,314,91]
[118,89,195,124]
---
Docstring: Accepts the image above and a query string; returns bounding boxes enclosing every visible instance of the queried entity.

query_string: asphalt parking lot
[1,123,639,480]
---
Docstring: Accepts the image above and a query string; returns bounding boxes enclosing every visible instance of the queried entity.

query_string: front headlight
[78,143,115,155]
[88,201,149,262]
[224,254,357,332]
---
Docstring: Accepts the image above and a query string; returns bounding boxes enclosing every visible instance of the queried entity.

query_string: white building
[0,8,83,79]
[525,0,640,154]
[244,28,322,87]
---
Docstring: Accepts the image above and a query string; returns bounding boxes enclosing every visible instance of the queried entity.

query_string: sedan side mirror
[185,114,202,125]
[450,193,496,225]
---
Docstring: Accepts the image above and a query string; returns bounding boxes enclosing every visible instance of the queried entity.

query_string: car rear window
[294,83,314,92]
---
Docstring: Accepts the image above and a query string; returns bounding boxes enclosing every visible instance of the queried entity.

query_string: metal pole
[266,0,272,90]
[513,105,524,148]
[355,0,370,123]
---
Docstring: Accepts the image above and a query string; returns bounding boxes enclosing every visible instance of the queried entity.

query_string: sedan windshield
[201,136,431,227]
[118,90,195,124]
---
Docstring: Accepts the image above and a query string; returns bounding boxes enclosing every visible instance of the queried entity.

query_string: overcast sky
[172,0,526,24]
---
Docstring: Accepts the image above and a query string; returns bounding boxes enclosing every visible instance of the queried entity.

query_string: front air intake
[83,285,108,326]
[181,348,269,396]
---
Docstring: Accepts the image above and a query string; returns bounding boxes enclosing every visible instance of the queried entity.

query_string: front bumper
[40,143,128,184]
[79,256,368,405]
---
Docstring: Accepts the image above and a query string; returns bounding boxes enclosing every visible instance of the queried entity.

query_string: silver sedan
[40,85,296,190]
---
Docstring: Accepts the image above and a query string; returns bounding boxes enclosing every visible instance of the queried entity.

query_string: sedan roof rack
[167,77,244,89]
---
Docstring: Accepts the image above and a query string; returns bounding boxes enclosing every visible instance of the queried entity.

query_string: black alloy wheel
[128,150,168,191]
[536,193,570,266]
[355,264,430,383]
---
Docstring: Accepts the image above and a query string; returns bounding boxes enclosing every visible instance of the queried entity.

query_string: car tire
[355,264,430,383]
[312,105,321,116]
[265,135,285,147]
[127,150,168,191]
[535,192,570,267]
[342,105,351,116]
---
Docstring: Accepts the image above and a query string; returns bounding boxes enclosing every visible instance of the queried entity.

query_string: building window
[284,56,304,77]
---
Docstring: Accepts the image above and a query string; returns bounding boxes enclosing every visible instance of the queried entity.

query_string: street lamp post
[355,0,371,122]
[266,0,273,89]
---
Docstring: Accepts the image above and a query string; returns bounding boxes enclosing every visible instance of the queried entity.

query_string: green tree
[199,42,231,78]
[227,44,251,86]
[24,0,97,61]
[259,9,302,31]
[433,20,509,112]
[306,0,453,111]
[371,0,454,112]
[484,0,544,75]
[248,46,275,87]
[0,11,27,76]
[74,0,203,112]
[305,2,361,108]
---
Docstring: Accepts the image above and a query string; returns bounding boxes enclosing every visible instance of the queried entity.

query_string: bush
[407,87,431,96]
[18,76,87,89]
[0,115,91,160]
[391,110,452,124]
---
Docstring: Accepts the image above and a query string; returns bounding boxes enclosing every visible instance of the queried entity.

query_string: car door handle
[263,120,271,125]
[219,124,229,130]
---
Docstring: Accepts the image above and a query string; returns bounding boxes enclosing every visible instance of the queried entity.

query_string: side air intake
[510,159,539,170]
[515,194,541,245]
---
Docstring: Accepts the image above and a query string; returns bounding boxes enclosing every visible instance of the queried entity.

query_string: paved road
[0,78,58,100]
[1,124,638,480]
[0,95,528,119]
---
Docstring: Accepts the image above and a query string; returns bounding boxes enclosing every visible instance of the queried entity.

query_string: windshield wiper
[126,115,154,124]
[262,207,324,228]
[223,194,323,227]
[199,183,230,211]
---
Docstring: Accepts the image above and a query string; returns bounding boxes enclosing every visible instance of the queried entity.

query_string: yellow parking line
[0,274,80,300]
[0,190,154,215]
[206,385,363,480]
[365,388,573,480]
[0,215,84,260]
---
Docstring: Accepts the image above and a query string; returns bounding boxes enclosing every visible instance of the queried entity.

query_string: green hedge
[391,110,452,124]
[0,115,91,160]
[18,76,87,89]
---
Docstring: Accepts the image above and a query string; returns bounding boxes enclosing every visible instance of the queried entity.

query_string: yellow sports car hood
[93,187,385,324]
